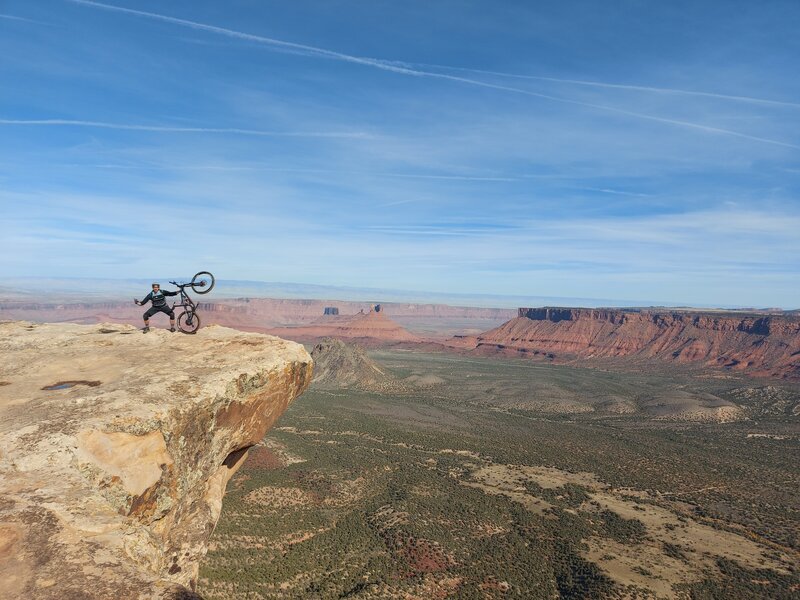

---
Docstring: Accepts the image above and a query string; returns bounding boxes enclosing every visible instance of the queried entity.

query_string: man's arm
[136,292,153,305]
[163,289,179,296]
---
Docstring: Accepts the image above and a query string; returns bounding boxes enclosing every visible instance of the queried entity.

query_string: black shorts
[143,304,175,320]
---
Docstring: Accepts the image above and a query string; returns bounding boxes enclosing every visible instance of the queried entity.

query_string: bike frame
[166,273,213,333]
[168,282,201,333]
[170,284,197,315]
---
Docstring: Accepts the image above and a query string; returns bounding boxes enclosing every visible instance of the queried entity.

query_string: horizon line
[4,275,793,311]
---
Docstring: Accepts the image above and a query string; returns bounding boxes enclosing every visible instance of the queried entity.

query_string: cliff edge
[0,322,312,599]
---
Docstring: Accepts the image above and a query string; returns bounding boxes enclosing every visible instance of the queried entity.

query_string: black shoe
[142,326,150,333]
[170,327,176,332]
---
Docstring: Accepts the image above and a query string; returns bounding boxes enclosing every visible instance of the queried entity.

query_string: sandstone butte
[267,308,422,344]
[0,321,312,599]
[464,307,800,380]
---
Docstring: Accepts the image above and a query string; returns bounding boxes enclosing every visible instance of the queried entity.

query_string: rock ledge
[0,321,312,599]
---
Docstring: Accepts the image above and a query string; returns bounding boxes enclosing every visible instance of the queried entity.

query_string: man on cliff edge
[135,283,178,333]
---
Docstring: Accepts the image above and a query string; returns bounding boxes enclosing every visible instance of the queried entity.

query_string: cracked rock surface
[0,321,312,599]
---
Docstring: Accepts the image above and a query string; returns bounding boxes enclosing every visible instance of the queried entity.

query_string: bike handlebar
[169,280,205,288]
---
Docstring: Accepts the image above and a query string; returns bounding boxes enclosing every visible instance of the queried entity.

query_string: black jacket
[140,289,178,307]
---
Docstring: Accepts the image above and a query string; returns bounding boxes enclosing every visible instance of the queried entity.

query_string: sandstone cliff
[468,307,800,380]
[0,322,312,599]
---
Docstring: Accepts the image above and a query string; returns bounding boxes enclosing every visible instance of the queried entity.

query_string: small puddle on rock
[42,380,101,391]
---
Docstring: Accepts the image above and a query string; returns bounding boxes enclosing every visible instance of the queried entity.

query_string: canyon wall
[475,308,800,379]
[0,322,312,599]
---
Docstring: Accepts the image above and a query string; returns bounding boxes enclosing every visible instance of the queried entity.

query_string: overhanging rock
[0,322,312,599]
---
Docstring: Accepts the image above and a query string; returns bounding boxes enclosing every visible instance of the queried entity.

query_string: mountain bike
[169,271,215,334]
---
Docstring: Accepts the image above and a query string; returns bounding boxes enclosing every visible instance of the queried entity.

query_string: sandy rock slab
[0,321,312,599]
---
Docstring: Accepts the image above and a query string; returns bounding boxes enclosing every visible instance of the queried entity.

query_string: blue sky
[1,0,799,307]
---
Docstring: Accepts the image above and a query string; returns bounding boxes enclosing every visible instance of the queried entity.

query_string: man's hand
[134,298,140,305]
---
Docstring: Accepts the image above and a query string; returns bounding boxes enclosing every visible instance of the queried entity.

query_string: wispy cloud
[365,227,484,237]
[382,173,516,182]
[366,226,487,237]
[66,0,800,150]
[3,180,798,305]
[0,119,370,138]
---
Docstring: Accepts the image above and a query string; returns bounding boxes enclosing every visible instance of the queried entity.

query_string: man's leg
[142,307,157,331]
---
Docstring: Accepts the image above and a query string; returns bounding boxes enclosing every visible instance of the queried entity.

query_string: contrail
[0,119,369,138]
[66,0,412,71]
[576,187,653,198]
[57,161,516,181]
[67,0,799,150]
[0,13,44,23]
[408,63,800,110]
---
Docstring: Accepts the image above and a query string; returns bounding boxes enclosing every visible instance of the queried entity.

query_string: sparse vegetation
[598,509,648,544]
[200,350,800,599]
[679,558,799,599]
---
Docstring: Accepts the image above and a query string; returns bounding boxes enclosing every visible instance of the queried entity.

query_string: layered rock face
[474,308,800,379]
[0,322,312,599]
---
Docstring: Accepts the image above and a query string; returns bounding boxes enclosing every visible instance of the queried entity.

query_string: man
[135,283,179,332]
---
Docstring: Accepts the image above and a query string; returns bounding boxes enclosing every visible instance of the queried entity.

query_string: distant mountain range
[2,276,790,311]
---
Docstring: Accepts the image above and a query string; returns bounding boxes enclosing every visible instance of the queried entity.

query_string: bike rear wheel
[191,271,215,295]
[177,311,201,334]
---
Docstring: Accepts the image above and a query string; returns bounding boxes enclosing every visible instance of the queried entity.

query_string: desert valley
[2,291,798,598]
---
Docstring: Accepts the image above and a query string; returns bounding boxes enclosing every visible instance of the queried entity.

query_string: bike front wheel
[177,311,201,334]
[191,271,215,295]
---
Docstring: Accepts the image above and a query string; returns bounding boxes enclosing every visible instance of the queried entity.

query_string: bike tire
[177,311,201,334]
[190,271,215,295]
